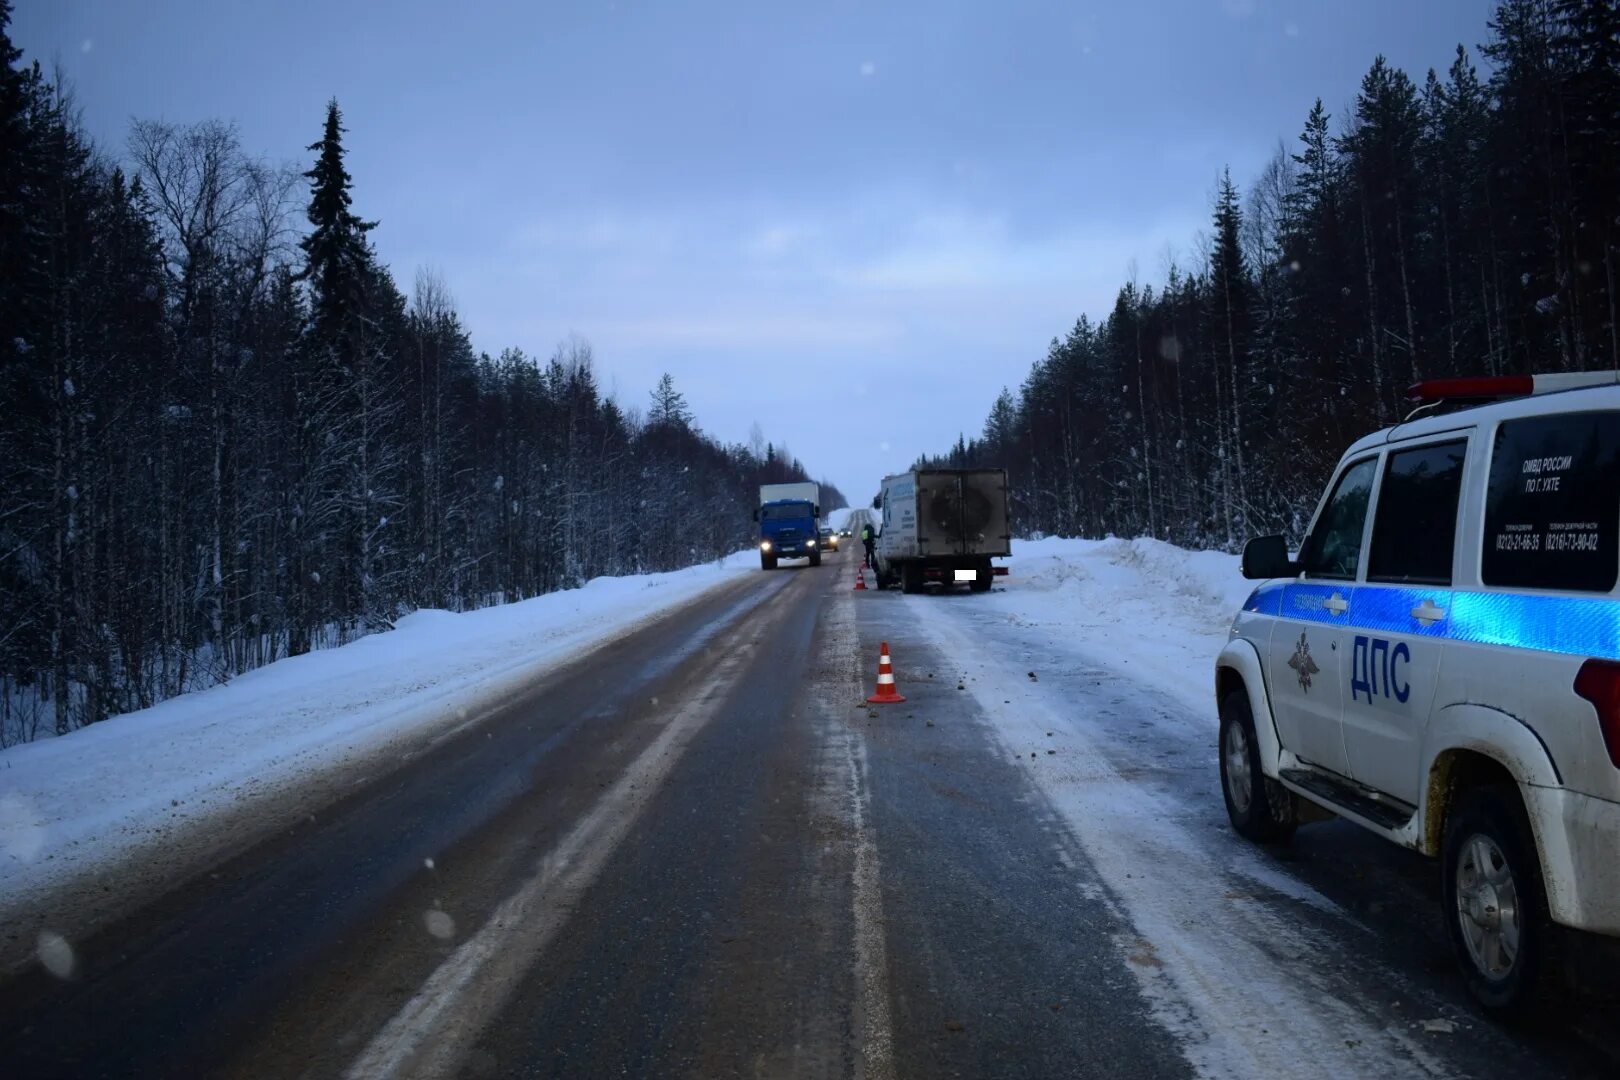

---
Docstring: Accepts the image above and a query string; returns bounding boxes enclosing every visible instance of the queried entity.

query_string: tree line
[924,0,1618,549]
[0,3,843,743]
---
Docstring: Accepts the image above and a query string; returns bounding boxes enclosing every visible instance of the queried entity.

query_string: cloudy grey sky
[16,0,1494,502]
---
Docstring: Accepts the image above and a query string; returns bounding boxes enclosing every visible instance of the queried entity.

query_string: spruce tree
[648,372,693,430]
[300,99,375,352]
[1208,170,1252,543]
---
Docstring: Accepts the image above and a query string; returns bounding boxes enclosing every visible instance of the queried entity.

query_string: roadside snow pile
[0,552,755,926]
[1009,536,1247,611]
[987,536,1246,715]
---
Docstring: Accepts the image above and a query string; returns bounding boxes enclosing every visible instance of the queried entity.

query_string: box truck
[756,482,822,569]
[872,469,1010,592]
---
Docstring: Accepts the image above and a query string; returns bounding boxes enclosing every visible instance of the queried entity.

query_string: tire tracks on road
[345,580,809,1080]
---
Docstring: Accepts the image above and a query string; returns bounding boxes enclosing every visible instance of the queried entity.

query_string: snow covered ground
[971,535,1251,715]
[0,553,756,946]
[905,537,1466,1077]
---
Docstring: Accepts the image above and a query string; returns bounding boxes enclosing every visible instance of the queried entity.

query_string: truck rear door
[917,471,1010,556]
[959,470,1010,556]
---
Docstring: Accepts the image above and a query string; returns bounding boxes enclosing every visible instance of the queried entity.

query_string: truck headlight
[761,540,772,551]
[807,539,816,547]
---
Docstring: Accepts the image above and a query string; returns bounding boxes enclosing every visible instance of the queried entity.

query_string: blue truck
[755,482,822,570]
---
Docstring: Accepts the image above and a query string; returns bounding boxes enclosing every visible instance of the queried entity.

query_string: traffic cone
[866,642,906,703]
[853,566,868,591]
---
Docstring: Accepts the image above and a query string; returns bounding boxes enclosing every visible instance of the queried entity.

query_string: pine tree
[1485,0,1579,369]
[300,100,375,349]
[0,1,48,737]
[1556,0,1620,366]
[0,0,35,316]
[647,372,693,430]
[297,99,401,632]
[1208,169,1252,543]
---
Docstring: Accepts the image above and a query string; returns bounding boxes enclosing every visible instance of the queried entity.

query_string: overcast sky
[16,0,1494,503]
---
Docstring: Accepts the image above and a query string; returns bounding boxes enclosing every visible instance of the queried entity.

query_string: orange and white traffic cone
[866,642,906,703]
[853,566,868,591]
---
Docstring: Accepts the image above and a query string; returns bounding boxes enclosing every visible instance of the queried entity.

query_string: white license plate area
[953,569,977,582]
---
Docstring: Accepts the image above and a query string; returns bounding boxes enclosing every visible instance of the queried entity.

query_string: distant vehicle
[871,469,1010,593]
[1218,372,1620,1016]
[818,527,840,552]
[845,508,877,543]
[756,482,821,570]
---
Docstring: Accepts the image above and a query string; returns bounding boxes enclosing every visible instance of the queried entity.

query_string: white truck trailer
[871,469,1010,592]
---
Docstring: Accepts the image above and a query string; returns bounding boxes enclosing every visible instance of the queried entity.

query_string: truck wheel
[761,553,777,570]
[900,563,922,594]
[1218,690,1295,844]
[809,549,822,567]
[1442,785,1559,1018]
[969,562,992,592]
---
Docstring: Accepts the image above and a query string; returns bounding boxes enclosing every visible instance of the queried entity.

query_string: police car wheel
[1218,690,1295,844]
[1442,786,1559,1018]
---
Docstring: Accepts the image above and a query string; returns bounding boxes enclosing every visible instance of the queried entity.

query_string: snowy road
[1,544,1616,1078]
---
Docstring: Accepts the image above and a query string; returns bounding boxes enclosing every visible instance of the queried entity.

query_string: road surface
[1,548,1615,1079]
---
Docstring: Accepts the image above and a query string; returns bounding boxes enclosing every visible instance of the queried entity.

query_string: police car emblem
[1287,630,1320,692]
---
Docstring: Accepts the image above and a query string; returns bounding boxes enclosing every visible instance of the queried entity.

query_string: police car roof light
[1574,659,1620,770]
[1406,371,1619,405]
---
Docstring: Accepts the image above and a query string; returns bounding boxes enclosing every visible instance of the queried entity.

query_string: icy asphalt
[1,549,1616,1079]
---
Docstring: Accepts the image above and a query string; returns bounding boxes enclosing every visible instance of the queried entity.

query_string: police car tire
[1218,690,1295,845]
[1441,786,1560,1019]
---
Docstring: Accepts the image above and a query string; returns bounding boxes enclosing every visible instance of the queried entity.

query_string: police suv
[1217,372,1620,1015]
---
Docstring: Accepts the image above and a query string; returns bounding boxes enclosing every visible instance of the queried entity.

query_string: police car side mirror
[1242,534,1294,579]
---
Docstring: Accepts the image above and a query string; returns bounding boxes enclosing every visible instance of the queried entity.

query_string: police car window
[1300,457,1376,580]
[1368,440,1466,585]
[1483,412,1620,592]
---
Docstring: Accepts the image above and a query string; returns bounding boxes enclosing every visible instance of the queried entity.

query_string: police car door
[1344,436,1469,804]
[1268,455,1378,777]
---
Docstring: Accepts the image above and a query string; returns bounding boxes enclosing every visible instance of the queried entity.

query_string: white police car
[1217,371,1620,1015]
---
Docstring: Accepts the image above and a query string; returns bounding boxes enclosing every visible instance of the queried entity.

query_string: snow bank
[0,553,755,931]
[989,536,1245,714]
[1005,535,1248,611]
